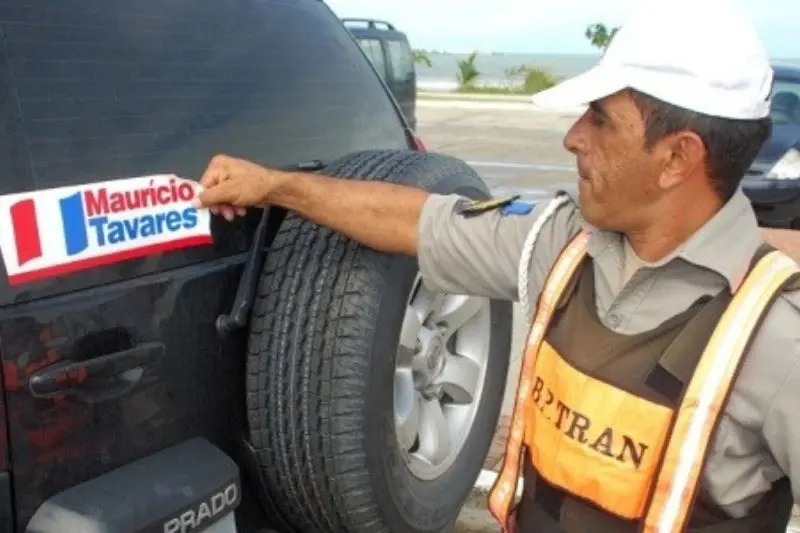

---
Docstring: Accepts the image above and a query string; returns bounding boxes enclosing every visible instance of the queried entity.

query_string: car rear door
[0,0,410,530]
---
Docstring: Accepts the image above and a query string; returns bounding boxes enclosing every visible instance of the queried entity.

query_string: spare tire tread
[246,149,503,533]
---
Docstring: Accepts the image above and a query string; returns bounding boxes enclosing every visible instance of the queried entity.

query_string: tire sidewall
[361,173,513,532]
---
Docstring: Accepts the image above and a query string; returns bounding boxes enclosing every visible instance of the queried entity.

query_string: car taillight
[412,135,427,152]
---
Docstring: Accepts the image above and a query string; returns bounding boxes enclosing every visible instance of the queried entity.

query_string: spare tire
[246,149,513,533]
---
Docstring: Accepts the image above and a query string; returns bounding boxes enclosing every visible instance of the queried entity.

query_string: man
[193,0,800,530]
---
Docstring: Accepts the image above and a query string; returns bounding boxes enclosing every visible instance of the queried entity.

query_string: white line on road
[467,160,576,172]
[417,99,586,114]
[474,468,524,497]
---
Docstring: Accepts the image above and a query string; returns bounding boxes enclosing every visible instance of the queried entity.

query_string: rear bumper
[24,438,241,533]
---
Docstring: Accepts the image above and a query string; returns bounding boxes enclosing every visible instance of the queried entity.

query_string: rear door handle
[29,342,165,403]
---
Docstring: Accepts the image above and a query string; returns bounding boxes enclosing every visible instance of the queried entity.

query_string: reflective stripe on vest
[488,229,590,530]
[487,232,800,533]
[642,249,800,533]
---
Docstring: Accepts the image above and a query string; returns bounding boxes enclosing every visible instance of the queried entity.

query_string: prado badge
[0,174,213,285]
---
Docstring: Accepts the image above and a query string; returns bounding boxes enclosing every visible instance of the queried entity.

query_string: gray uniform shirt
[416,187,800,518]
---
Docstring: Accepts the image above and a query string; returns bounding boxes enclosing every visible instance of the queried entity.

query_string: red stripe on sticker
[6,235,213,286]
[9,199,42,266]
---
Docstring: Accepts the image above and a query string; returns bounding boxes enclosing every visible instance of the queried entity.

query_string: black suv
[342,18,419,131]
[0,1,512,533]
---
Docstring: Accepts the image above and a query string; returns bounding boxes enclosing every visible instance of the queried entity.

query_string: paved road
[415,99,581,198]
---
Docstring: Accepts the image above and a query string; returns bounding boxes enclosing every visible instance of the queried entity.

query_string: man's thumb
[192,183,231,208]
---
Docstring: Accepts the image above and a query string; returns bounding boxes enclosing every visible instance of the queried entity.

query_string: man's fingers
[194,181,235,208]
[207,204,242,220]
[220,205,236,221]
[193,156,252,220]
[198,164,226,189]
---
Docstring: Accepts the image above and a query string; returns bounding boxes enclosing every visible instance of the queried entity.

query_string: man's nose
[563,115,587,155]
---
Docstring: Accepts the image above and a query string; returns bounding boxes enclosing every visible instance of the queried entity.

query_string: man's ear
[658,131,706,190]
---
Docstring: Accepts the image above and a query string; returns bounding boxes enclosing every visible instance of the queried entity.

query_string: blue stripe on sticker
[60,192,89,256]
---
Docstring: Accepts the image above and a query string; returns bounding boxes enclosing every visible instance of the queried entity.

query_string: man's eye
[589,111,605,126]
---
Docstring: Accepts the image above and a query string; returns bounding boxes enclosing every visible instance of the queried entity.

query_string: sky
[324,0,799,58]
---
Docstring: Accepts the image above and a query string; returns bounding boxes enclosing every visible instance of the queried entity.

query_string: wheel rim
[393,274,492,481]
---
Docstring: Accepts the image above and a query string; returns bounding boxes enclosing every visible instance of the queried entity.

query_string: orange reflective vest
[487,229,800,533]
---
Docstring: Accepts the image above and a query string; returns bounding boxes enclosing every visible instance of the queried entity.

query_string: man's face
[563,90,663,231]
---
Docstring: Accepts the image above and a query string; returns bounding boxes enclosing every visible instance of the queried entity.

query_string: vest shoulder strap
[489,228,589,532]
[647,241,800,404]
[751,241,777,265]
[643,247,800,533]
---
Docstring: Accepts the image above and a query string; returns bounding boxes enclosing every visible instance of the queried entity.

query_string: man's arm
[415,191,581,301]
[271,171,428,256]
[194,155,430,256]
[699,289,800,517]
[194,154,582,300]
[759,291,800,508]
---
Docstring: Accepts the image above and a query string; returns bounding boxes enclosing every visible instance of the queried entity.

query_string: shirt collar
[584,188,762,290]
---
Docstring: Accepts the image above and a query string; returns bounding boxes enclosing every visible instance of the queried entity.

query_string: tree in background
[585,23,619,51]
[504,65,560,94]
[456,51,480,89]
[412,50,433,68]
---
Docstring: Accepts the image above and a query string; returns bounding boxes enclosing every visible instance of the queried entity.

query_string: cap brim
[531,65,628,110]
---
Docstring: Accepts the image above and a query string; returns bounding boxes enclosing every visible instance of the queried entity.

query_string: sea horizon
[415,51,800,92]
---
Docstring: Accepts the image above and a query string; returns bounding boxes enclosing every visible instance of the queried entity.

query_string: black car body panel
[744,123,800,201]
[742,63,800,227]
[0,0,412,530]
[755,123,800,166]
[749,64,800,174]
[748,66,800,171]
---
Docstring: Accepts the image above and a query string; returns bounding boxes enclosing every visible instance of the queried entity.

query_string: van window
[387,40,415,82]
[357,39,387,79]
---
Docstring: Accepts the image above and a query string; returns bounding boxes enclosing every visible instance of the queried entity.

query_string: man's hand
[193,154,285,221]
[191,153,428,256]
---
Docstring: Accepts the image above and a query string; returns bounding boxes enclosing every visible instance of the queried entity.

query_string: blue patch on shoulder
[500,201,535,216]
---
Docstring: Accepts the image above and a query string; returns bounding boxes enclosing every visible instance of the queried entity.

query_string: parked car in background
[744,63,800,228]
[343,18,419,130]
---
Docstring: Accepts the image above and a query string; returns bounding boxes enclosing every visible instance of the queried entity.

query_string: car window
[0,0,410,301]
[770,77,800,125]
[0,0,409,197]
[387,40,415,82]
[357,38,387,79]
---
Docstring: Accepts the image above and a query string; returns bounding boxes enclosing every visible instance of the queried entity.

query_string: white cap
[531,0,774,120]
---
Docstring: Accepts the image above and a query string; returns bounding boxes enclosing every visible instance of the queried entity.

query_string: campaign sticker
[0,174,212,286]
